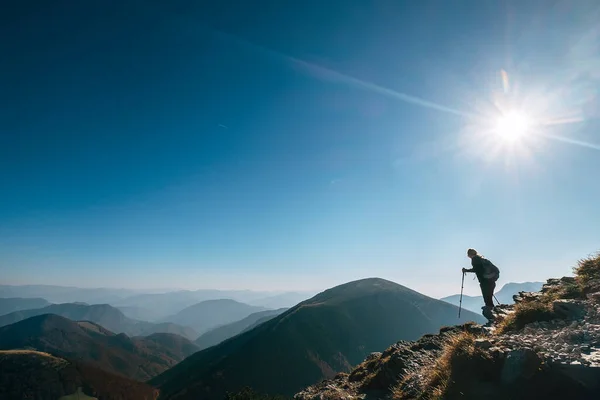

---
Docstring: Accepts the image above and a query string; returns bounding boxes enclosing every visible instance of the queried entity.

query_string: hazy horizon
[2,1,599,299]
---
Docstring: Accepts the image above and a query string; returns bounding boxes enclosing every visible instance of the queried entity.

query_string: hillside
[0,314,199,380]
[151,278,484,399]
[195,308,288,350]
[440,281,544,313]
[162,299,268,333]
[296,253,600,400]
[0,303,197,339]
[0,350,158,400]
[0,297,51,316]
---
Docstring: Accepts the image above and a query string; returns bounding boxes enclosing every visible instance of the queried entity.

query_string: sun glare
[493,111,532,142]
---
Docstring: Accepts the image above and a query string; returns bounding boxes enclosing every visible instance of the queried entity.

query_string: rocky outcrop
[295,277,600,400]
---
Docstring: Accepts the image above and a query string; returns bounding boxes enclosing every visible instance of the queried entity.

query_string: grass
[393,332,492,400]
[574,251,600,295]
[496,299,558,334]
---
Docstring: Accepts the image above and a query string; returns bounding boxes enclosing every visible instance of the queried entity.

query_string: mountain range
[0,285,314,320]
[0,314,199,381]
[0,303,198,340]
[440,281,544,313]
[151,278,484,399]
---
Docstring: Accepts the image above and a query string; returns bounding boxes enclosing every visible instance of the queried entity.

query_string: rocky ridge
[295,276,600,400]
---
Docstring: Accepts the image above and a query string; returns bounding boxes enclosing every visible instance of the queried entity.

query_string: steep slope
[195,308,288,350]
[0,350,158,400]
[441,281,544,313]
[151,278,484,399]
[161,299,267,333]
[137,332,200,360]
[0,303,197,339]
[0,297,51,316]
[0,314,199,380]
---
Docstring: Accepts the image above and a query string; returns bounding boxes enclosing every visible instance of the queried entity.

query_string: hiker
[462,248,500,320]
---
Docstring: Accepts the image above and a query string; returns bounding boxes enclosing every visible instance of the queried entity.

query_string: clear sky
[1,1,599,297]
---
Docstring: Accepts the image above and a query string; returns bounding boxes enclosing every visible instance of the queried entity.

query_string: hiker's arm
[462,268,474,273]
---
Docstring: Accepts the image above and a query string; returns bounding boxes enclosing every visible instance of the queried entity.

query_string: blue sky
[1,1,599,297]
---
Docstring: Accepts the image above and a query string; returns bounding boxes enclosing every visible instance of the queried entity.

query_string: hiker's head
[467,248,478,258]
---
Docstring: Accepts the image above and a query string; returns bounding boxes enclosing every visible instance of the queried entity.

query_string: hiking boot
[482,306,494,321]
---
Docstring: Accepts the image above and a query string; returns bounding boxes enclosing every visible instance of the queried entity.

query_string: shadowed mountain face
[0,314,199,381]
[440,281,544,313]
[151,278,485,399]
[195,308,288,350]
[0,350,158,400]
[0,297,51,317]
[161,299,268,334]
[0,303,197,340]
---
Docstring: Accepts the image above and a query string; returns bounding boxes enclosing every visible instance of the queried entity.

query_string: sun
[493,111,532,142]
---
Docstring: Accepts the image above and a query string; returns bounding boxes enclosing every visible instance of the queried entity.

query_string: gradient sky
[1,1,599,297]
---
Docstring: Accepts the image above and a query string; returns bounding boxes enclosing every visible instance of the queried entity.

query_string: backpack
[481,258,500,281]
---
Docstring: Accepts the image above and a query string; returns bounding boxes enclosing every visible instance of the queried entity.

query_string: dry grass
[393,332,491,400]
[496,296,558,334]
[574,251,600,294]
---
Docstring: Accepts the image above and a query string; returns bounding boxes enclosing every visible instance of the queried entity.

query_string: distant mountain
[151,278,484,399]
[195,308,288,350]
[0,285,141,304]
[0,303,197,340]
[248,292,316,309]
[0,297,51,317]
[0,349,158,399]
[114,290,278,319]
[117,305,163,322]
[0,314,199,380]
[161,299,268,333]
[440,281,544,313]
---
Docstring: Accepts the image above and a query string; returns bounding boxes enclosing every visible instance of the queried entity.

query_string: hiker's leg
[480,281,494,308]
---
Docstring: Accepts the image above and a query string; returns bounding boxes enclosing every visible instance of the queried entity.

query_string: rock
[553,300,586,320]
[365,352,381,362]
[587,292,600,303]
[501,348,542,385]
[561,276,577,284]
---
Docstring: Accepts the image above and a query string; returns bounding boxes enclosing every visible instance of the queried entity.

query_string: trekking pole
[493,294,500,305]
[458,271,465,318]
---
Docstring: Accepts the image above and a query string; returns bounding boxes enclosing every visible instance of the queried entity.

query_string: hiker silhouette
[462,248,500,320]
